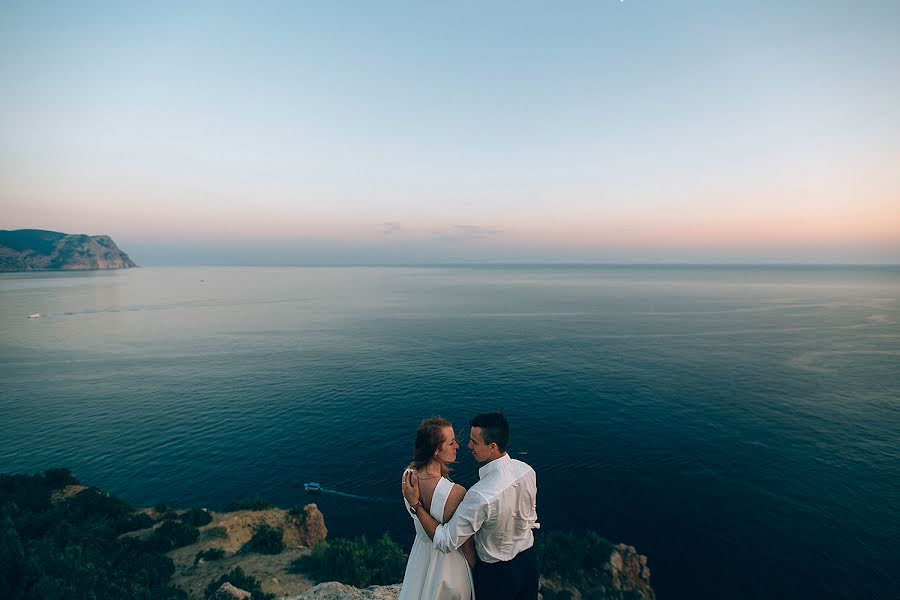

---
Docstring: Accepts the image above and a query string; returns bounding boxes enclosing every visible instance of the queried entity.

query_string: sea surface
[1,265,898,599]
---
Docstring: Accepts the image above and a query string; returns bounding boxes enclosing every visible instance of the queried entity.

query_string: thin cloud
[432,224,503,241]
[381,222,403,236]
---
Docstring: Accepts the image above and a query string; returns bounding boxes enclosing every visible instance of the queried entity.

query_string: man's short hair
[470,411,510,453]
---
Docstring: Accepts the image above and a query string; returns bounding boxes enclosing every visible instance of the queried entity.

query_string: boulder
[208,582,251,600]
[287,581,401,600]
[607,543,655,600]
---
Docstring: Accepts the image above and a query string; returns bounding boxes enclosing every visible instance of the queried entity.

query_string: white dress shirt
[432,454,539,563]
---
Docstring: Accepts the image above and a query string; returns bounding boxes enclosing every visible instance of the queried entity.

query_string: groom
[402,412,540,600]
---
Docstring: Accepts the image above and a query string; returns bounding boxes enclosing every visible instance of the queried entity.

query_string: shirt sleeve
[432,489,489,553]
[516,469,539,532]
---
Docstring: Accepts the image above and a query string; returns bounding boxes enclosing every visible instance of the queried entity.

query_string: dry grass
[163,508,315,599]
[49,484,88,503]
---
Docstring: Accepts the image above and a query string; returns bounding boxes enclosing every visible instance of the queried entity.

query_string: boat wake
[310,486,394,504]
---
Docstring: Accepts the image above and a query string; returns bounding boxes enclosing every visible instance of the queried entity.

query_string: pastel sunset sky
[2,1,899,264]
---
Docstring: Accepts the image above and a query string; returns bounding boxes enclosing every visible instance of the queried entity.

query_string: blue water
[1,266,898,599]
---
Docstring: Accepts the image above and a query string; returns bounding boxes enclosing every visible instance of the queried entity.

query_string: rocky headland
[0,228,137,271]
[2,471,654,600]
[166,504,326,598]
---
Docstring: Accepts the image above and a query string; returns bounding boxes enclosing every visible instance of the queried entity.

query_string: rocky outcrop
[208,582,251,600]
[214,581,401,600]
[166,505,326,599]
[539,541,655,600]
[290,503,328,547]
[607,544,654,600]
[190,506,325,554]
[285,582,401,600]
[280,543,655,600]
[0,229,137,271]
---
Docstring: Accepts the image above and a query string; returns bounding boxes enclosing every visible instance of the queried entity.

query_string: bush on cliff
[222,497,271,512]
[241,523,284,555]
[204,567,274,600]
[146,519,200,552]
[123,511,155,531]
[60,485,148,536]
[291,533,407,588]
[194,548,226,565]
[288,502,309,524]
[184,506,213,526]
[43,467,79,489]
[0,469,187,600]
[537,530,648,600]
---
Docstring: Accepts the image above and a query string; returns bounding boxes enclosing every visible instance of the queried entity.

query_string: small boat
[304,482,322,493]
[28,313,41,319]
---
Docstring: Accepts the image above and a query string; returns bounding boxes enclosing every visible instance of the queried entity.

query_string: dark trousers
[473,546,540,600]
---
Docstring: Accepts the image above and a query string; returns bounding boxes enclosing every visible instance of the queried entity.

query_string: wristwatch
[409,501,423,515]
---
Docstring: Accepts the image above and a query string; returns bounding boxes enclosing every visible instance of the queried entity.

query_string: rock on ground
[607,543,655,600]
[209,582,251,600]
[283,581,401,600]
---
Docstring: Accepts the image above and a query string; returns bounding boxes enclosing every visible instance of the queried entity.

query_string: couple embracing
[399,412,540,600]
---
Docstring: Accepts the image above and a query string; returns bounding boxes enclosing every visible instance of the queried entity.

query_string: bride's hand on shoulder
[402,470,420,504]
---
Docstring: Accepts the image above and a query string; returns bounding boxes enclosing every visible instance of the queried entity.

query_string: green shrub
[62,487,145,536]
[222,497,271,512]
[537,530,614,587]
[43,468,78,489]
[184,507,213,526]
[242,523,284,555]
[194,548,226,565]
[291,534,407,588]
[0,513,25,596]
[120,511,155,532]
[147,520,199,552]
[288,503,309,523]
[204,567,274,600]
[0,469,188,600]
[534,530,647,600]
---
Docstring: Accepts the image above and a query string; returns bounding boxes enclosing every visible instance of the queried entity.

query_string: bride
[399,417,476,600]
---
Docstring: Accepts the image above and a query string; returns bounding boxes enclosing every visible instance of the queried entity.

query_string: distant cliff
[0,229,137,271]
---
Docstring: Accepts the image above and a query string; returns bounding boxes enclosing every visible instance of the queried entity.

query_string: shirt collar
[478,453,511,479]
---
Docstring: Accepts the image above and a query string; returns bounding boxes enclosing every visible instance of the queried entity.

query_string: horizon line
[130,262,900,268]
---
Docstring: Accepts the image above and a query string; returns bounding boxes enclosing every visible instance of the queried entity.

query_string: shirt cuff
[432,523,453,553]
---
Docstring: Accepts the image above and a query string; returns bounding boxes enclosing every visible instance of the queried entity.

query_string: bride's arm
[444,484,476,568]
[403,470,485,554]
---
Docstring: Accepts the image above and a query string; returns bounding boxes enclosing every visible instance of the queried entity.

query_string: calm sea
[1,266,898,599]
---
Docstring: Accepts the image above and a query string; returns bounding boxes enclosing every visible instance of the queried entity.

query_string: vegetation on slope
[0,469,187,599]
[290,533,408,588]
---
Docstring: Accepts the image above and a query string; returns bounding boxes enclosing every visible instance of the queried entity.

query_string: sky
[1,0,899,264]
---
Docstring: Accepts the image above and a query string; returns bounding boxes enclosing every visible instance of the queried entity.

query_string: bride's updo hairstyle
[409,416,453,478]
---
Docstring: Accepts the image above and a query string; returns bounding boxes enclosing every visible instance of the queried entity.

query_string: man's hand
[402,470,420,506]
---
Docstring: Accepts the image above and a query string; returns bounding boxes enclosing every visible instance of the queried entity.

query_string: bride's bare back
[416,468,476,567]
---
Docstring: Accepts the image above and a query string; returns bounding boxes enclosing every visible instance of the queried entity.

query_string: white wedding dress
[399,470,474,600]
